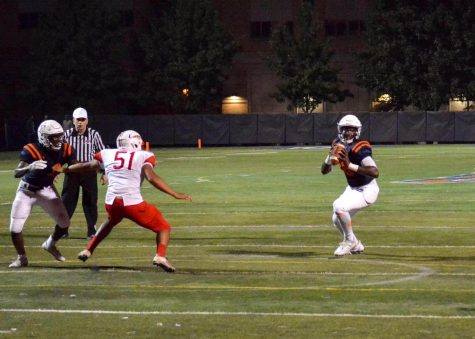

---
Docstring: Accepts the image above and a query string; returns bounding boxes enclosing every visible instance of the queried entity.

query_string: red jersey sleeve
[94,151,103,163]
[144,154,156,168]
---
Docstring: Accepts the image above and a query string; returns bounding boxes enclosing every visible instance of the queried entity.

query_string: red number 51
[113,151,135,170]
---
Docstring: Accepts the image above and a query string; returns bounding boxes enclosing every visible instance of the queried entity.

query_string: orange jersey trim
[352,141,371,154]
[62,143,71,158]
[24,144,43,160]
[94,151,103,163]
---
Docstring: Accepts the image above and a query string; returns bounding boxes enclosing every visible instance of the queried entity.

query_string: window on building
[325,21,336,36]
[285,21,294,35]
[348,20,366,35]
[336,21,347,36]
[18,12,39,30]
[119,10,134,27]
[325,20,347,36]
[325,20,366,37]
[348,20,359,35]
[250,21,272,40]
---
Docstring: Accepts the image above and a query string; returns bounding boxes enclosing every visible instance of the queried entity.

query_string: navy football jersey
[336,139,375,187]
[19,143,75,188]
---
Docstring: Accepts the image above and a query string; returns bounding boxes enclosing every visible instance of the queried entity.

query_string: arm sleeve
[94,151,103,163]
[361,156,377,167]
[143,153,156,168]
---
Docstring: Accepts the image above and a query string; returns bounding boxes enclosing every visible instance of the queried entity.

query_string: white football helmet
[116,130,144,151]
[337,114,362,144]
[37,120,64,151]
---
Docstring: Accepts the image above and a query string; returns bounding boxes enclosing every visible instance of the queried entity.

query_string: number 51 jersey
[95,149,156,206]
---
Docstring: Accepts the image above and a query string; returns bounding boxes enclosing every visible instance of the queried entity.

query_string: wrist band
[348,163,359,172]
[324,155,332,165]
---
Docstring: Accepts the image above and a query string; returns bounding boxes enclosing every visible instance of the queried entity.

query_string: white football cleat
[9,255,28,268]
[350,240,365,254]
[42,241,65,262]
[153,255,176,273]
[334,240,356,256]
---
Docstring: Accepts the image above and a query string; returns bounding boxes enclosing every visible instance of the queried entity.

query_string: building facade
[0,0,377,118]
[9,0,470,116]
[214,0,372,114]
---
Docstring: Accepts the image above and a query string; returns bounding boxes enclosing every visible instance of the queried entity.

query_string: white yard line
[0,308,473,319]
[1,244,474,249]
[1,269,472,277]
[25,224,475,229]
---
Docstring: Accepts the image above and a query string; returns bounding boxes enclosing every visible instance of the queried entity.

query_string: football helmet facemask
[337,114,362,144]
[116,130,144,151]
[37,120,64,151]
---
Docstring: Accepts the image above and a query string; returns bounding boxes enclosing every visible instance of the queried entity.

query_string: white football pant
[10,183,70,233]
[333,179,379,215]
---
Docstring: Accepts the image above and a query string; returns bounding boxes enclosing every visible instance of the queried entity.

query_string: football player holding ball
[321,115,379,256]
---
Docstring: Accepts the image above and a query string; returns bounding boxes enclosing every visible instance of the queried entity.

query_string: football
[330,143,345,165]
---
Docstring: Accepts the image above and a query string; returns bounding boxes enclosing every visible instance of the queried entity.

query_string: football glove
[28,160,47,171]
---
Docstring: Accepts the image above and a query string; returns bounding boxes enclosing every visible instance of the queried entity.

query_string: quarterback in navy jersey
[321,115,380,256]
[8,120,75,268]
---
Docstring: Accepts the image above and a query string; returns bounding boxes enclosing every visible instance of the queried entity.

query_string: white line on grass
[1,244,474,249]
[1,269,474,277]
[174,244,474,249]
[1,308,473,319]
[0,258,434,288]
[24,224,475,230]
[172,224,475,229]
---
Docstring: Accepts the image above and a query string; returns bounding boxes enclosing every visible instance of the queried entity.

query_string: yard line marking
[1,283,473,293]
[2,244,475,249]
[195,177,212,183]
[1,269,473,277]
[0,259,434,288]
[25,224,475,230]
[1,309,474,319]
[160,151,277,162]
[175,244,474,248]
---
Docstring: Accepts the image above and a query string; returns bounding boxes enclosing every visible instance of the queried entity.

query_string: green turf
[0,145,474,338]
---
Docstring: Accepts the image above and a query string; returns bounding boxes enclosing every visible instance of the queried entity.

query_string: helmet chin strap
[344,138,354,145]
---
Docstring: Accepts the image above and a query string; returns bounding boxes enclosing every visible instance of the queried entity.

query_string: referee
[62,107,105,238]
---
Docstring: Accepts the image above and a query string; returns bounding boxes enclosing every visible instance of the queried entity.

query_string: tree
[139,0,236,114]
[22,0,131,115]
[267,0,351,113]
[356,0,475,111]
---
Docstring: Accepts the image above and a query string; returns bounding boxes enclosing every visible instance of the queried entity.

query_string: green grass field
[1,145,474,338]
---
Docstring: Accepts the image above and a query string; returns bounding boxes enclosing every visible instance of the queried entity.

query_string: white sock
[332,213,345,238]
[45,235,56,248]
[336,211,356,242]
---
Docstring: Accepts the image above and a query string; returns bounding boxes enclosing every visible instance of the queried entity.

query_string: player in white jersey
[54,130,192,272]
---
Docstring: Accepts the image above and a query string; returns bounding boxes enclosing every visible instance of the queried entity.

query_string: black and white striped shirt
[64,128,105,162]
